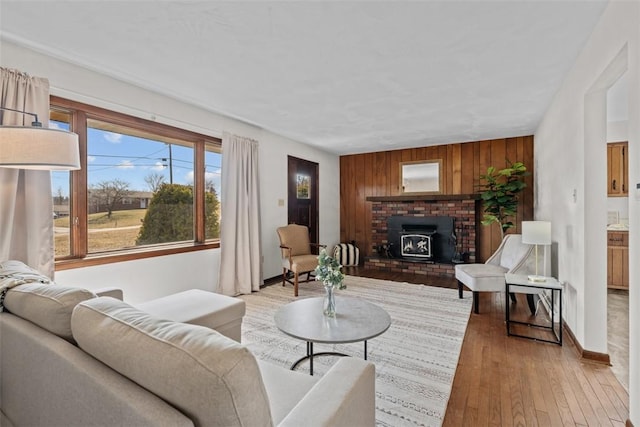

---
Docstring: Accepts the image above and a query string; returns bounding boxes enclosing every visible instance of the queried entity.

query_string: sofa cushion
[71,297,273,427]
[4,283,96,342]
[257,360,318,425]
[136,289,246,338]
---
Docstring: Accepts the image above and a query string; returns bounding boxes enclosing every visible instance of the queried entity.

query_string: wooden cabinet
[607,231,628,290]
[607,142,628,196]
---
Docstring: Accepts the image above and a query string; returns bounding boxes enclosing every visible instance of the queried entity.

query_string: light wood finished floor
[608,290,629,392]
[343,267,630,427]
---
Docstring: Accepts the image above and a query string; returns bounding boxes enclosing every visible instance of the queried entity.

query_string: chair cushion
[498,235,532,270]
[284,254,319,274]
[71,297,273,427]
[4,283,96,342]
[455,263,508,293]
[277,224,312,256]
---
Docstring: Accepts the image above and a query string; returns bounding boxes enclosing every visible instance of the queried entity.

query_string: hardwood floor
[608,290,629,392]
[344,267,630,427]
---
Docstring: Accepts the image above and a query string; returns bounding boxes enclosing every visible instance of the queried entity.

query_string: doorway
[287,156,319,247]
[606,72,629,391]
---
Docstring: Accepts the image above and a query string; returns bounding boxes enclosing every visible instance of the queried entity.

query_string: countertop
[607,224,629,231]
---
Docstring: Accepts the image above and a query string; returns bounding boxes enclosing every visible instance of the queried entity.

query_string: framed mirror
[400,159,443,194]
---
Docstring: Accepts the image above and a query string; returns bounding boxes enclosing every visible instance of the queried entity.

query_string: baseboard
[537,292,611,365]
[262,275,282,287]
[563,322,611,365]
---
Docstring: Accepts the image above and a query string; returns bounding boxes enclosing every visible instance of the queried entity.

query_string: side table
[505,273,563,345]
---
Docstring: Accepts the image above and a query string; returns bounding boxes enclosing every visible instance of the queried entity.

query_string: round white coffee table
[274,296,391,375]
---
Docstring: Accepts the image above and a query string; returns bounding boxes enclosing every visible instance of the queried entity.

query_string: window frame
[51,96,221,271]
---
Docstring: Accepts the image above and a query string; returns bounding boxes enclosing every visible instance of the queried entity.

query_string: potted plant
[315,248,346,317]
[478,160,529,239]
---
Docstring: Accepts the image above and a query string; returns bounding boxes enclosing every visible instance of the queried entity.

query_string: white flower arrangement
[314,248,346,290]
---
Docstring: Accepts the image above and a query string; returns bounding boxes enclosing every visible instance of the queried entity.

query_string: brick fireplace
[365,195,480,277]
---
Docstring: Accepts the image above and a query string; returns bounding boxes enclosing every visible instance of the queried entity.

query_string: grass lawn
[54,209,146,256]
[55,209,147,229]
[88,227,142,252]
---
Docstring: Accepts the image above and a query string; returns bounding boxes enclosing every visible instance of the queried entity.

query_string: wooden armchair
[276,224,325,296]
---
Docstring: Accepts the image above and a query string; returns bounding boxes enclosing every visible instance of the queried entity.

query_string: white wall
[0,40,341,299]
[534,1,639,423]
[57,249,220,304]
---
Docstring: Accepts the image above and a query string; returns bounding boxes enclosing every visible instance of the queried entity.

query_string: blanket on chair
[0,260,52,311]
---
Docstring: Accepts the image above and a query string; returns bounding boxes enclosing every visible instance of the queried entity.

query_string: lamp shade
[0,126,80,170]
[521,221,551,245]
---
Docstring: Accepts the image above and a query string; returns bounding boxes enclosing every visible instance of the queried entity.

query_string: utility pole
[168,144,173,184]
[162,144,174,184]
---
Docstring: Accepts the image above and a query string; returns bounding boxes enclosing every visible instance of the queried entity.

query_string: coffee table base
[291,341,370,375]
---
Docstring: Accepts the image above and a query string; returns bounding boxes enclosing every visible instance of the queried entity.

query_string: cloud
[104,132,123,143]
[151,161,166,171]
[185,171,194,184]
[117,160,134,169]
[49,122,63,130]
[87,156,96,163]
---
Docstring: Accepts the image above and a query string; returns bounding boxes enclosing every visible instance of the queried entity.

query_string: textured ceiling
[0,1,608,155]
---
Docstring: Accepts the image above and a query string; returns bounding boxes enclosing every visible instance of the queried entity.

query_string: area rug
[239,275,472,427]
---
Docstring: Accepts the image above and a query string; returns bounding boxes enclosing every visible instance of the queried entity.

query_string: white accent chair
[455,234,536,314]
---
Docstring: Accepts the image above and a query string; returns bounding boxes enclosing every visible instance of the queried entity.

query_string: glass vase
[323,283,336,317]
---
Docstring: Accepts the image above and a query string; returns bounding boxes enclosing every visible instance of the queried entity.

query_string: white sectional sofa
[0,266,375,427]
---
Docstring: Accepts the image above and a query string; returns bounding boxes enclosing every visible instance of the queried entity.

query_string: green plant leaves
[478,160,528,237]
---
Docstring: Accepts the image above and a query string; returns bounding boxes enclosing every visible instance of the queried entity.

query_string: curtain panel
[0,68,55,278]
[217,132,262,295]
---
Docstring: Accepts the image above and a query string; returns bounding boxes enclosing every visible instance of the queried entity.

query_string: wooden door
[287,156,319,247]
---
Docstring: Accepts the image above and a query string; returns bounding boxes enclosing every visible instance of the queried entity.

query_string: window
[50,97,221,267]
[205,142,221,240]
[50,108,73,258]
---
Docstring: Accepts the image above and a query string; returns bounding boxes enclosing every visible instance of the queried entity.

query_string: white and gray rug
[239,275,472,427]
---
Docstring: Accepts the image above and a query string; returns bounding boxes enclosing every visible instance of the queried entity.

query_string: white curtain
[0,68,55,278]
[217,132,262,295]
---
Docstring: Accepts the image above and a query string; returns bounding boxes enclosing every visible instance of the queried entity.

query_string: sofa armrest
[278,358,376,427]
[94,287,123,300]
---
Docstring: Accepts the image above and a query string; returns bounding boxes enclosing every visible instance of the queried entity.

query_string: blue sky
[50,121,222,198]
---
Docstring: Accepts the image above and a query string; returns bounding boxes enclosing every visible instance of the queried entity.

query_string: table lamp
[521,221,551,282]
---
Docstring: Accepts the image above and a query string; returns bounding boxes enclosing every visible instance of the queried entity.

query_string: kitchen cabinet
[607,231,628,290]
[607,142,628,196]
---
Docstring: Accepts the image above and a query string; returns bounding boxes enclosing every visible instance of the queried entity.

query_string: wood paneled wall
[339,136,534,263]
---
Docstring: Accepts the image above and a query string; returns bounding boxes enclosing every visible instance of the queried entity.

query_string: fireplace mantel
[366,194,480,202]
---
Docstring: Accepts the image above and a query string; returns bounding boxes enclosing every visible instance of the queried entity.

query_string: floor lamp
[521,221,551,282]
[0,106,80,170]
